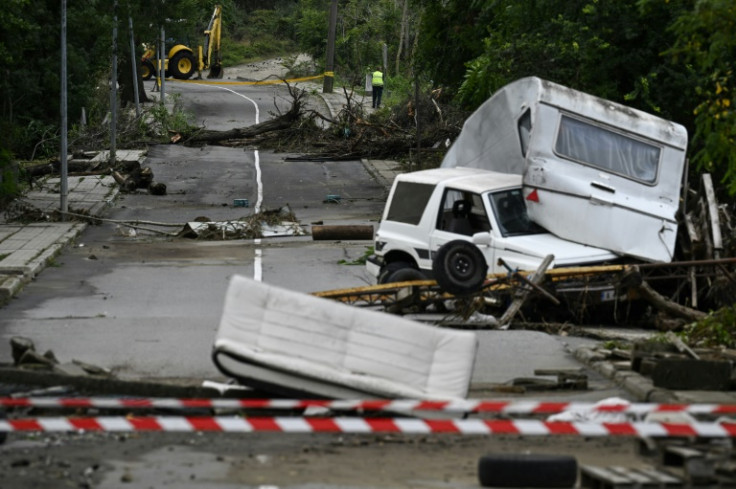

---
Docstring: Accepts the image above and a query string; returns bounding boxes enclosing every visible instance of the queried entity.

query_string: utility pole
[323,0,337,93]
[128,15,141,118]
[60,0,68,218]
[160,25,166,104]
[110,0,118,167]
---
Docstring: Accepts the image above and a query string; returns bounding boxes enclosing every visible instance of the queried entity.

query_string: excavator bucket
[207,63,223,79]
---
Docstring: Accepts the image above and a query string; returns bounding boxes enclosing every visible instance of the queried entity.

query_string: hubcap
[451,253,471,278]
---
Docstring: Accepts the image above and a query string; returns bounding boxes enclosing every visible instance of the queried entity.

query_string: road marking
[177,83,265,282]
[254,249,263,282]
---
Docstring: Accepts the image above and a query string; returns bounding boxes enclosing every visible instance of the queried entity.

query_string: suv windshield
[489,189,546,237]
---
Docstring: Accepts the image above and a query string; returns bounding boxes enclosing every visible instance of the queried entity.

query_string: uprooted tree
[180,82,467,164]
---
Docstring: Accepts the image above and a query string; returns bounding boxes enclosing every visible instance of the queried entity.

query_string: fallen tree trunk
[312,225,374,240]
[186,83,305,144]
[187,113,299,144]
[25,160,96,179]
[634,279,707,322]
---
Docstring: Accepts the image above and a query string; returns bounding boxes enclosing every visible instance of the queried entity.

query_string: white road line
[254,249,263,282]
[198,83,264,282]
[254,150,263,213]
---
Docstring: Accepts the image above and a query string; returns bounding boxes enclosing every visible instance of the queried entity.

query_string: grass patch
[338,246,374,266]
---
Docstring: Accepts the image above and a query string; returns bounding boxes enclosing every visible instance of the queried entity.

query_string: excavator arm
[200,5,223,79]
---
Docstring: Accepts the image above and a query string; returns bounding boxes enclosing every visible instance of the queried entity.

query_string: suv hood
[503,233,619,265]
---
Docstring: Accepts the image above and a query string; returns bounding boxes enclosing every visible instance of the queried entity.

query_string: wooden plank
[609,466,658,486]
[580,465,634,489]
[701,173,723,255]
[499,254,553,327]
[636,466,682,486]
[580,465,684,489]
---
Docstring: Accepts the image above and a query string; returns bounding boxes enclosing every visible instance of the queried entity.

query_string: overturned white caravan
[441,77,688,263]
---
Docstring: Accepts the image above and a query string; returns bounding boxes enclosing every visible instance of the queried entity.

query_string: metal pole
[414,75,419,171]
[110,0,118,167]
[160,25,166,105]
[60,0,68,218]
[128,15,141,118]
[323,0,337,93]
[382,43,388,78]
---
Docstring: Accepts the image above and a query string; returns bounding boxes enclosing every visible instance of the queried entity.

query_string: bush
[680,305,736,348]
[0,147,20,207]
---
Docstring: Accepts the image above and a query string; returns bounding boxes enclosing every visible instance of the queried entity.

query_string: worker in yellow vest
[372,69,384,108]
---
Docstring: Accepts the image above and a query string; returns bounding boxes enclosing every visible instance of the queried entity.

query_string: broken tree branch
[634,276,707,322]
[499,254,554,328]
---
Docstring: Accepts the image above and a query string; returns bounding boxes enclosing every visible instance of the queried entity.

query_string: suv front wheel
[378,261,425,284]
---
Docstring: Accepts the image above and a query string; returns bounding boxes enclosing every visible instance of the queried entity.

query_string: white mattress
[213,275,478,399]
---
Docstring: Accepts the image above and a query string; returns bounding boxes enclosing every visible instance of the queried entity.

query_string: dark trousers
[372,86,383,108]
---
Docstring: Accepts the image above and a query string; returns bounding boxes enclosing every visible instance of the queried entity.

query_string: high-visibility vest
[372,71,384,86]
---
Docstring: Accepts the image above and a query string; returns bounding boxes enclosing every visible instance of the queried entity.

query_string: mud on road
[1,430,641,488]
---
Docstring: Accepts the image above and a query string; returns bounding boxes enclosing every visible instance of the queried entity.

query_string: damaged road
[0,144,386,382]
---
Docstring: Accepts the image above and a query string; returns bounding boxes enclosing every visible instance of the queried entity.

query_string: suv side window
[386,182,434,224]
[436,189,491,236]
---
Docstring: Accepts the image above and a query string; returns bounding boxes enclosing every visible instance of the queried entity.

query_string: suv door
[428,188,495,271]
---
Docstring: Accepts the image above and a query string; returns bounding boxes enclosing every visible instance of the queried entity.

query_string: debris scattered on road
[179,205,305,239]
[9,336,112,378]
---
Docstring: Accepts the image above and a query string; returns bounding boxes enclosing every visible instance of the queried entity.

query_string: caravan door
[524,113,686,263]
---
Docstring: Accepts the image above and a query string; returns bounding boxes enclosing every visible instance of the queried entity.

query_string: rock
[10,337,36,365]
[17,349,58,368]
[53,362,89,377]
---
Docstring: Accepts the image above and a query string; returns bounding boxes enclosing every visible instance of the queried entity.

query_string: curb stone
[0,367,235,399]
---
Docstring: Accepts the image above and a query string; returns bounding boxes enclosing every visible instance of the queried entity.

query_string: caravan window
[554,115,661,184]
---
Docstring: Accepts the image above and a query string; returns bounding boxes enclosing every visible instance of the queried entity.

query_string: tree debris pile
[183,82,468,164]
[178,205,302,240]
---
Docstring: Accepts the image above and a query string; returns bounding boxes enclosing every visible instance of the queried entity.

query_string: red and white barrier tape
[3,397,736,415]
[1,416,736,437]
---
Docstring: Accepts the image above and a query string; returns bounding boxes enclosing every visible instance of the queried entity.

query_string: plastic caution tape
[171,74,324,86]
[3,397,736,415]
[2,416,736,437]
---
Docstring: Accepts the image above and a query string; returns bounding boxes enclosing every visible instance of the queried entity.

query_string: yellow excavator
[141,5,223,81]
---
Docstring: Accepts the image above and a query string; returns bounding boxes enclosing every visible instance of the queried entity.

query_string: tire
[141,59,155,81]
[385,267,426,284]
[478,454,578,488]
[432,240,486,296]
[378,261,415,284]
[169,51,197,79]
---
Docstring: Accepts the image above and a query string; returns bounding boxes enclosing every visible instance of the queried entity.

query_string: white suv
[366,167,619,295]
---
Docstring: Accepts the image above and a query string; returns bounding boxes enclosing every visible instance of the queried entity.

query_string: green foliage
[380,73,413,106]
[679,305,736,348]
[0,0,32,65]
[453,1,680,109]
[338,246,374,266]
[665,0,736,195]
[294,1,329,60]
[147,94,196,136]
[412,0,493,93]
[0,147,20,204]
[2,0,736,197]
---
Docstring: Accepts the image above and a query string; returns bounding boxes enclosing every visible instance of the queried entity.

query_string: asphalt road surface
[0,79,386,382]
[0,71,646,488]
